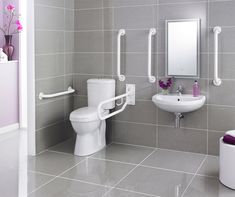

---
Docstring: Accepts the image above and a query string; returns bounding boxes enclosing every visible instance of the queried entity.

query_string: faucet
[176,85,183,96]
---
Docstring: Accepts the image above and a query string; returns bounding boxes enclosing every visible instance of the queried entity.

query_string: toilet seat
[70,107,108,122]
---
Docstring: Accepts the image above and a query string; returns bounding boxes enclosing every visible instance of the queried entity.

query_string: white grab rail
[39,86,75,100]
[117,29,126,81]
[98,84,135,120]
[148,28,156,83]
[213,26,222,86]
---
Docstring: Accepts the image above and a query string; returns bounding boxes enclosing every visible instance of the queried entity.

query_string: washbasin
[152,93,206,113]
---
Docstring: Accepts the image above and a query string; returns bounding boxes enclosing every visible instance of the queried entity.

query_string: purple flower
[158,78,172,90]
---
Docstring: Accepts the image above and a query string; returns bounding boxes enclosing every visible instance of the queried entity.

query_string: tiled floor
[28,138,235,197]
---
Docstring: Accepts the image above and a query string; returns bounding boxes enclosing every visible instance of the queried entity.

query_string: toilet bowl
[70,79,115,156]
[70,107,109,156]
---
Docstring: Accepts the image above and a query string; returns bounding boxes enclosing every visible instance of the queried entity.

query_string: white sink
[152,94,206,113]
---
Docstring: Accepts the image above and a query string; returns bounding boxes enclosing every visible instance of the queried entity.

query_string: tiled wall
[73,0,235,156]
[34,0,75,153]
[35,0,235,155]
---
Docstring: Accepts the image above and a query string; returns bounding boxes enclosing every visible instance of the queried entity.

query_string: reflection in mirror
[166,19,200,78]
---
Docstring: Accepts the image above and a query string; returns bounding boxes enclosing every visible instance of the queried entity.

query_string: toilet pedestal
[74,121,106,156]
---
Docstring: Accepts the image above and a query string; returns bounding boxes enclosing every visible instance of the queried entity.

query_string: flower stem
[8,12,14,35]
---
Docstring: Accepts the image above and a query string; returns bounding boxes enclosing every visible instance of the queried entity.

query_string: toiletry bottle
[0,48,8,62]
[193,80,200,97]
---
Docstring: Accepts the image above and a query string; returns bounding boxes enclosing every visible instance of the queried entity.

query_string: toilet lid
[70,107,108,122]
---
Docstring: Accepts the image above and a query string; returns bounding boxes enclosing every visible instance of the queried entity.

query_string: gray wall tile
[74,9,102,31]
[74,53,105,74]
[35,0,65,8]
[209,1,235,27]
[209,54,235,79]
[208,130,225,155]
[36,99,65,130]
[208,105,235,131]
[209,80,235,106]
[114,6,154,29]
[36,121,74,153]
[158,126,207,154]
[65,10,74,31]
[74,0,103,9]
[35,5,65,30]
[114,100,157,124]
[35,31,64,54]
[35,54,64,79]
[103,0,157,7]
[113,121,157,147]
[74,31,104,52]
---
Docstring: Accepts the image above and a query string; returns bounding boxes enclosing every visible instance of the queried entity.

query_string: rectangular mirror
[166,19,200,78]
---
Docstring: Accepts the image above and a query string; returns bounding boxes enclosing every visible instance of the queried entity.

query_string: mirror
[166,19,200,78]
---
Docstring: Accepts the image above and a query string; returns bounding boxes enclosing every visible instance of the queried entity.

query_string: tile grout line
[28,144,116,195]
[181,155,208,197]
[28,157,87,195]
[102,148,158,197]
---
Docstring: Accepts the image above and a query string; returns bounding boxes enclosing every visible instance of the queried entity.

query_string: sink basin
[152,94,206,113]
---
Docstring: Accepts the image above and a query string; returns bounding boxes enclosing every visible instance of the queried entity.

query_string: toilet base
[74,121,106,156]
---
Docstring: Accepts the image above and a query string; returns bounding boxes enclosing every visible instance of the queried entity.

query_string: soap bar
[223,135,235,145]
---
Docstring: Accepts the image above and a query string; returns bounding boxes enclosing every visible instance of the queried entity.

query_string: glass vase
[3,35,14,61]
[161,89,169,95]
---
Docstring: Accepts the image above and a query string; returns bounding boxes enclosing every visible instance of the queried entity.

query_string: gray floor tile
[48,138,76,154]
[28,151,83,175]
[92,143,154,164]
[60,158,135,187]
[142,149,205,173]
[28,171,55,193]
[197,156,219,178]
[117,166,193,197]
[28,177,109,197]
[105,188,154,197]
[183,176,235,197]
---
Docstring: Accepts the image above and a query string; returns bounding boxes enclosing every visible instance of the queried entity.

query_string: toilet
[70,79,115,156]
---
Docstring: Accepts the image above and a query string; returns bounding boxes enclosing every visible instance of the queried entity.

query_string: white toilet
[70,79,115,156]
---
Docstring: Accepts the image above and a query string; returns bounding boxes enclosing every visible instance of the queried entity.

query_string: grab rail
[213,26,222,86]
[98,84,135,120]
[148,28,156,83]
[39,86,75,100]
[117,29,126,81]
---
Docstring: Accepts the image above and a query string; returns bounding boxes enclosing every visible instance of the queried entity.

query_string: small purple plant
[159,78,172,90]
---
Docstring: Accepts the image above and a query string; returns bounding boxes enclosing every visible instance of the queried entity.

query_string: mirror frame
[165,19,201,78]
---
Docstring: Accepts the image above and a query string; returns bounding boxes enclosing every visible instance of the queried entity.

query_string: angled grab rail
[39,87,75,100]
[117,29,126,81]
[148,28,156,83]
[98,84,135,120]
[213,26,222,86]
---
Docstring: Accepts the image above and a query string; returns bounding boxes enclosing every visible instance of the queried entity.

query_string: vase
[161,89,169,95]
[3,35,14,61]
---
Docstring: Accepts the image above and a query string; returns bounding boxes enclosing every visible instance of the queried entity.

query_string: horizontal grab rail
[213,26,222,86]
[98,84,135,120]
[39,87,75,100]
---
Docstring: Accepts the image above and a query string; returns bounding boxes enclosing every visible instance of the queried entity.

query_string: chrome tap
[176,85,183,96]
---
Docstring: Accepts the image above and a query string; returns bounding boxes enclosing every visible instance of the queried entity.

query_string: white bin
[219,137,235,190]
